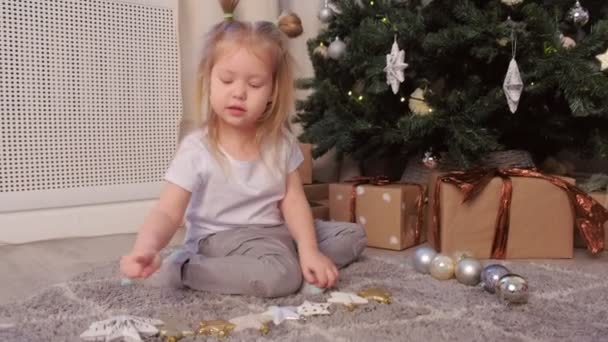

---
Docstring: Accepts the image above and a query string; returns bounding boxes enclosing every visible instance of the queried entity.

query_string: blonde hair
[194,0,303,172]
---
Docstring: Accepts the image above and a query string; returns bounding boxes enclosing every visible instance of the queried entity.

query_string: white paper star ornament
[296,301,331,317]
[596,48,608,71]
[384,37,409,94]
[80,315,164,342]
[261,306,300,325]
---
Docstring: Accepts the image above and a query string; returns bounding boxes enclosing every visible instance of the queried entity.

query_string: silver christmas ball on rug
[412,246,437,274]
[455,257,483,286]
[480,264,510,293]
[496,274,529,304]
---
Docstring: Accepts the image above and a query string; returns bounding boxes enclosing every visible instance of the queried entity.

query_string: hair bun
[278,13,303,38]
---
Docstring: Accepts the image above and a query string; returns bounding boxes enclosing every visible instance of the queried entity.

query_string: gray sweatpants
[161,220,367,298]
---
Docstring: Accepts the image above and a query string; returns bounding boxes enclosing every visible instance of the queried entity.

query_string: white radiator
[0,0,181,242]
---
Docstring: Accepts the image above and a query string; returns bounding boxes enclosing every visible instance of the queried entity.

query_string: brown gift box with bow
[427,169,606,259]
[329,181,425,251]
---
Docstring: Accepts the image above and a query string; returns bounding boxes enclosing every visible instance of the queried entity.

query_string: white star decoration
[229,313,271,332]
[80,315,163,342]
[296,301,331,317]
[327,291,369,306]
[261,306,300,324]
[597,48,608,71]
[384,37,409,94]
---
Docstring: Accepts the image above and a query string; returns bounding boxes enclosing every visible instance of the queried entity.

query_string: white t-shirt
[164,128,304,251]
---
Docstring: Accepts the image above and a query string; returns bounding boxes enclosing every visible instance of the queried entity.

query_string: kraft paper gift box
[329,182,425,251]
[427,171,578,259]
[310,200,329,220]
[303,183,328,202]
[298,144,313,184]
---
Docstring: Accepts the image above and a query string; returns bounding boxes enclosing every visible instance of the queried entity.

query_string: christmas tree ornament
[596,48,608,71]
[429,254,455,280]
[297,301,331,317]
[567,1,589,27]
[313,43,328,58]
[413,246,437,274]
[357,288,392,304]
[409,88,433,115]
[501,0,523,6]
[318,0,334,23]
[328,37,347,60]
[496,274,529,304]
[480,264,510,293]
[229,313,272,335]
[422,150,439,169]
[384,36,409,94]
[159,319,195,342]
[261,306,300,325]
[451,250,473,263]
[503,21,523,113]
[455,257,483,286]
[197,320,236,338]
[80,316,164,342]
[560,34,576,49]
[327,291,369,311]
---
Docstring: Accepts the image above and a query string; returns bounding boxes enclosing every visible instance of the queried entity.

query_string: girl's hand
[298,248,339,288]
[120,251,161,279]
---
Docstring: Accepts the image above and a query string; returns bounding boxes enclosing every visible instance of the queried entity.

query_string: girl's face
[209,43,274,133]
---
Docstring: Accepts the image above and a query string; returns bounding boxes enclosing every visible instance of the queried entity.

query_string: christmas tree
[295,0,608,168]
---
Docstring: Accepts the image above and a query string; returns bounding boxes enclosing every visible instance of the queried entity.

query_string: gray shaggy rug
[1,250,608,342]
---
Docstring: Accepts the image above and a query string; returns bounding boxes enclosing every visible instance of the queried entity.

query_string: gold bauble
[409,88,433,115]
[429,254,455,280]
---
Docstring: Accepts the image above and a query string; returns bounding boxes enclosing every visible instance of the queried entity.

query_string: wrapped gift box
[428,172,576,259]
[303,183,328,202]
[310,200,329,220]
[298,144,313,184]
[329,182,425,251]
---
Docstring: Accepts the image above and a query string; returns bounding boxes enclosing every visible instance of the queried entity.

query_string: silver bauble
[480,264,510,293]
[567,1,589,27]
[429,254,455,280]
[318,7,334,23]
[496,274,529,304]
[328,37,347,60]
[422,151,438,169]
[455,258,483,286]
[412,246,437,274]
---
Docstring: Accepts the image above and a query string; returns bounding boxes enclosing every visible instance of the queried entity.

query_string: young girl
[120,0,367,298]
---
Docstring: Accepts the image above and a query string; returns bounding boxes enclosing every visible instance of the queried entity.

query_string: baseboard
[0,200,157,245]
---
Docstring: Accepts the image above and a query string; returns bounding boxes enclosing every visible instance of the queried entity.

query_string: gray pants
[162,220,367,298]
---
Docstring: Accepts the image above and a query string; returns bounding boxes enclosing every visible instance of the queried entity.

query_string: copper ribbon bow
[344,176,425,245]
[432,168,607,259]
